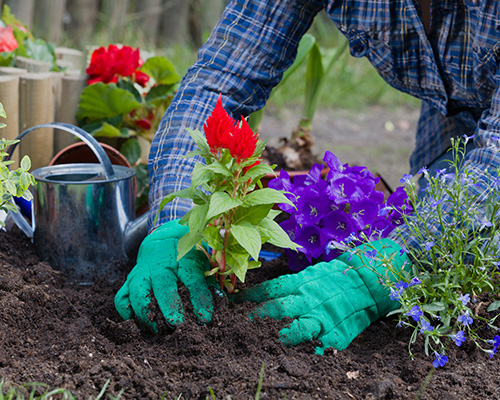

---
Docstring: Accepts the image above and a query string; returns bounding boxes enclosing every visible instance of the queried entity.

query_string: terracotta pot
[49,142,143,215]
[50,141,133,169]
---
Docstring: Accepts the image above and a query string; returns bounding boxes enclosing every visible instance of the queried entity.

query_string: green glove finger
[114,280,133,320]
[279,316,321,347]
[128,275,156,329]
[151,267,184,326]
[249,296,308,321]
[178,255,213,324]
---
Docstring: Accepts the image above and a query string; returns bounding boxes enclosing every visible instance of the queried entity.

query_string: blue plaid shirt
[148,0,500,252]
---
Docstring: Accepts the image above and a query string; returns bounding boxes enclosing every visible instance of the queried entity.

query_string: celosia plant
[157,96,299,292]
[269,152,410,271]
[352,137,500,368]
[77,44,181,208]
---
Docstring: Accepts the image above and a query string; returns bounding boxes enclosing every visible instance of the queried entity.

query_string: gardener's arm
[148,0,323,229]
[116,0,324,328]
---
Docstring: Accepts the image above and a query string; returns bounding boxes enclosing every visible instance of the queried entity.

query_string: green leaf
[177,232,202,261]
[89,121,129,139]
[120,138,141,164]
[117,78,142,102]
[191,163,213,189]
[258,217,299,250]
[206,192,242,222]
[76,83,141,121]
[225,250,250,282]
[189,203,209,234]
[21,38,55,64]
[421,302,446,313]
[186,128,211,156]
[20,155,31,171]
[139,56,181,85]
[145,84,175,103]
[242,188,294,207]
[487,300,500,312]
[230,221,261,261]
[232,204,272,225]
[0,102,5,118]
[241,163,275,180]
[202,225,223,251]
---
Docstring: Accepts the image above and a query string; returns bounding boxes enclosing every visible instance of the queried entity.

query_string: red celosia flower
[86,44,150,86]
[228,116,258,162]
[0,26,18,52]
[203,95,235,154]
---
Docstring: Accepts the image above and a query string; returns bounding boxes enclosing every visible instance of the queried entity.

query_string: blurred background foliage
[1,0,419,112]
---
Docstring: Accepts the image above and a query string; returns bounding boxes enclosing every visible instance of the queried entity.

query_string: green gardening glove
[114,219,213,330]
[232,239,411,354]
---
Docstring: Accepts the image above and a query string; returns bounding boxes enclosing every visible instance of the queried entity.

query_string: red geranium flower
[203,95,235,154]
[86,44,150,87]
[0,26,18,52]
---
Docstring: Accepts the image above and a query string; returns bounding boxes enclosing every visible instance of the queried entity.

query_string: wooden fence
[0,48,86,169]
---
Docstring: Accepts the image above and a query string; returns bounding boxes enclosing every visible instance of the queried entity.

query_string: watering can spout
[124,211,149,259]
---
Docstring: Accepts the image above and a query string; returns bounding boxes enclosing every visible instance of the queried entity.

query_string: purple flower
[449,331,466,347]
[417,166,428,175]
[323,151,343,171]
[458,311,473,326]
[458,293,470,306]
[405,305,423,322]
[295,188,329,226]
[432,352,449,368]
[420,320,434,334]
[322,210,356,242]
[284,248,311,272]
[294,225,327,261]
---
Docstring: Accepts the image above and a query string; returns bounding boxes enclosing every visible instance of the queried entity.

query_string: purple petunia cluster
[269,151,411,271]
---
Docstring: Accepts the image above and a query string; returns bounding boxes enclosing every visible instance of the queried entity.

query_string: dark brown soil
[2,228,500,400]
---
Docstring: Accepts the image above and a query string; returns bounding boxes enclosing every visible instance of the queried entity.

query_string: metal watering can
[7,122,149,284]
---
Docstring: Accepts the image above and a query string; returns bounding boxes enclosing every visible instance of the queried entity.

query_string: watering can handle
[7,122,116,179]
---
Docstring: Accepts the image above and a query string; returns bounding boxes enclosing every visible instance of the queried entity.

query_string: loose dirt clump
[2,227,500,399]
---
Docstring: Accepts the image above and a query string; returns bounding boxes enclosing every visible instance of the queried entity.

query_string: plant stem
[415,367,435,400]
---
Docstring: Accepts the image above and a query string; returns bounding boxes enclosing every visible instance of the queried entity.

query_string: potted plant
[75,44,182,210]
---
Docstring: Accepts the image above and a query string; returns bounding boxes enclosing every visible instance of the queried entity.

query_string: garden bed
[1,228,500,399]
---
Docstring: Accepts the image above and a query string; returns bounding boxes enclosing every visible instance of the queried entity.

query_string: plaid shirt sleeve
[147,0,323,232]
[389,75,500,252]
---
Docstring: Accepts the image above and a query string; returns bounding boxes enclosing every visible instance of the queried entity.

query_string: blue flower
[420,320,434,334]
[458,311,473,326]
[488,335,500,358]
[390,288,401,301]
[405,305,423,322]
[432,352,449,368]
[424,241,435,251]
[458,293,470,306]
[399,246,409,256]
[365,249,378,260]
[417,166,428,175]
[409,277,422,286]
[400,173,413,184]
[449,331,466,347]
[395,281,409,291]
